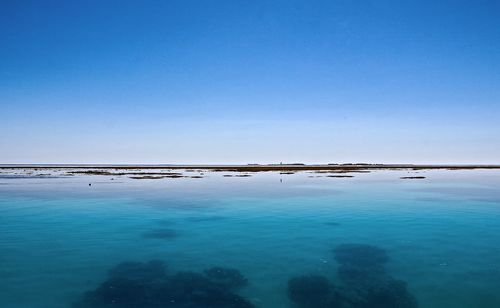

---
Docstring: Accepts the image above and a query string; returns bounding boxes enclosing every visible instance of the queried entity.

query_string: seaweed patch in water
[73,261,255,308]
[204,266,248,291]
[288,274,341,308]
[340,277,417,308]
[334,244,417,308]
[141,228,178,239]
[288,244,417,308]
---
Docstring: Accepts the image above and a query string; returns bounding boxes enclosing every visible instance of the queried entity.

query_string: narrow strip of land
[1,164,499,172]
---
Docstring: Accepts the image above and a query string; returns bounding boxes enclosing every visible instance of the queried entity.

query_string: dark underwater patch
[288,274,341,308]
[344,278,417,308]
[204,266,248,291]
[288,243,417,308]
[73,260,254,308]
[142,228,178,239]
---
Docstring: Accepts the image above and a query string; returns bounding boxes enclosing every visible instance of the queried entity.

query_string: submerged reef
[204,266,248,291]
[73,261,254,308]
[288,244,417,308]
[288,275,341,308]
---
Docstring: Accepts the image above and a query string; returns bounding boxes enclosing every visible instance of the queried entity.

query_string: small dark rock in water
[204,267,248,291]
[400,176,426,180]
[288,275,340,308]
[88,183,91,186]
[142,228,177,239]
[165,174,185,178]
[73,261,255,308]
[334,244,389,267]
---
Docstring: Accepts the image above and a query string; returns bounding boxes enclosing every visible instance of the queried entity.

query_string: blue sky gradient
[1,0,499,164]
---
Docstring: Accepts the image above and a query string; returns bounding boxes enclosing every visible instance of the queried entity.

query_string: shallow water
[1,169,500,307]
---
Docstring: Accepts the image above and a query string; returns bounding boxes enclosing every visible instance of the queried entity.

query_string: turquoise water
[1,169,500,307]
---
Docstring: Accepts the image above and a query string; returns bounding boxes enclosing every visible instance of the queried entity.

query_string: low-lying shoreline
[1,164,500,172]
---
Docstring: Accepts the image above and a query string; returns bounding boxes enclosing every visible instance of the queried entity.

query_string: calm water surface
[1,170,500,307]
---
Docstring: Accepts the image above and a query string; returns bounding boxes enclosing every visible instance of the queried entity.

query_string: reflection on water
[0,170,500,307]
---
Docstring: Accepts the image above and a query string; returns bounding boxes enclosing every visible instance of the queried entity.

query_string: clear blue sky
[1,0,499,164]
